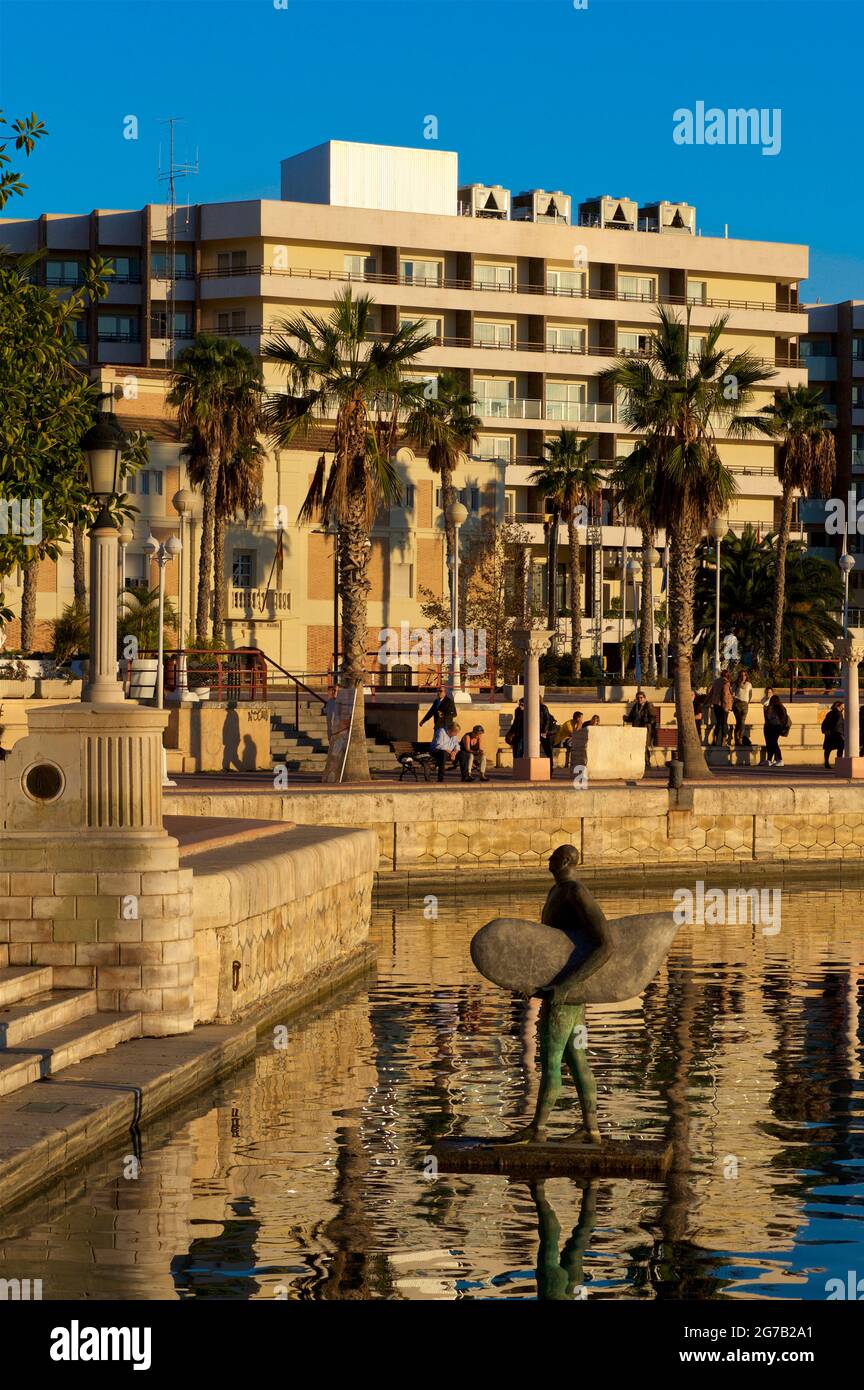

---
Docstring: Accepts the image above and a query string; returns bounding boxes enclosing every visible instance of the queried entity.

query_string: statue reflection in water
[529,1178,597,1301]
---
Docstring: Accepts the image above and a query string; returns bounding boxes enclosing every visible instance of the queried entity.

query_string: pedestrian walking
[821,701,845,768]
[763,692,791,768]
[732,670,754,747]
[505,698,525,759]
[709,670,734,747]
[420,685,457,742]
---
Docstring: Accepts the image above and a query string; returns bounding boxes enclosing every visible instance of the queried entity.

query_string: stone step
[0,1011,142,1098]
[0,966,53,1009]
[0,988,97,1048]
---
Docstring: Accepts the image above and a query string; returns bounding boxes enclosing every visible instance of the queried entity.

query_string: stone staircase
[0,966,141,1100]
[269,696,397,773]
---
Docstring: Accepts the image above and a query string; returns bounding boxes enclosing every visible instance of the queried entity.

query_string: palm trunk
[567,514,582,677]
[770,485,794,667]
[212,506,226,645]
[339,483,372,782]
[72,523,86,603]
[547,508,560,655]
[440,462,457,611]
[196,454,218,644]
[641,529,656,682]
[20,555,39,652]
[670,516,710,779]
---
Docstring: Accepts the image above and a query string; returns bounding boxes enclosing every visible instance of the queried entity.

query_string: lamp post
[708,515,728,676]
[143,533,181,710]
[646,545,660,682]
[626,556,642,682]
[445,500,470,702]
[80,409,128,705]
[840,548,855,638]
[172,488,193,700]
[117,524,134,591]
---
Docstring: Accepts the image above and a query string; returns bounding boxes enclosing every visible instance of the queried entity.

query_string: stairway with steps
[269,696,397,773]
[0,965,141,1100]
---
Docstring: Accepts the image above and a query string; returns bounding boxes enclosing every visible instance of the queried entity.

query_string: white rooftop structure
[280,140,459,216]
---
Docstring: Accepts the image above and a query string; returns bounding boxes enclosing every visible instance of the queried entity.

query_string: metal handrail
[195,262,806,314]
[786,657,845,701]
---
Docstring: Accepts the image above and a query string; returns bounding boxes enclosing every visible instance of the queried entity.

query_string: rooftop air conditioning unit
[458,184,511,219]
[638,200,696,234]
[512,189,572,225]
[577,195,638,231]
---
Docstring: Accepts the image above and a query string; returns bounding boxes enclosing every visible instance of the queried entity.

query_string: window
[138,471,163,497]
[801,338,833,359]
[474,263,513,291]
[474,436,513,462]
[151,250,192,278]
[110,255,141,282]
[98,313,138,341]
[854,337,864,362]
[688,334,706,357]
[504,491,515,517]
[546,325,585,353]
[618,274,655,301]
[546,381,586,420]
[217,250,248,274]
[232,551,255,588]
[390,560,413,599]
[687,279,707,305]
[45,259,83,286]
[546,268,585,296]
[853,386,864,408]
[151,308,193,338]
[618,331,650,354]
[344,254,376,277]
[403,484,415,509]
[400,315,441,341]
[217,310,247,333]
[474,320,513,348]
[400,258,442,285]
[474,378,514,416]
[72,316,89,342]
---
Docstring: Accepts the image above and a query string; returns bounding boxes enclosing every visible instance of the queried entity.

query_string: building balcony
[229,587,293,622]
[478,397,614,423]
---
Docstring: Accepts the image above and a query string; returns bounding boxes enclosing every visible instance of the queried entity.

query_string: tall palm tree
[530,431,604,674]
[402,371,480,610]
[168,335,262,644]
[602,307,775,778]
[752,385,836,666]
[263,289,433,781]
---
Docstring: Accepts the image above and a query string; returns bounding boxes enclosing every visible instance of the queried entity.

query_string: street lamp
[445,500,469,701]
[80,409,128,704]
[840,548,855,637]
[117,524,134,590]
[143,533,181,710]
[172,488,194,700]
[708,515,728,676]
[626,556,642,682]
[646,546,660,681]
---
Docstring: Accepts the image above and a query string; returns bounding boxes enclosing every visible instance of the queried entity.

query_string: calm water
[1,882,863,1301]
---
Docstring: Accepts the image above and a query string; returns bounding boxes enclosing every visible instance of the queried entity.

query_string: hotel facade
[0,140,810,680]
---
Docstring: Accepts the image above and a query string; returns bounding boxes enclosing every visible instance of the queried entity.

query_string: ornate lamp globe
[81,412,128,500]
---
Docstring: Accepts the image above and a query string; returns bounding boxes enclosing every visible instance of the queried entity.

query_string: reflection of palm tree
[530,1179,597,1300]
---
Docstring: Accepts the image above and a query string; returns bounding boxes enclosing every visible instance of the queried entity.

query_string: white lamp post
[708,515,728,676]
[646,545,660,681]
[172,488,194,700]
[80,410,128,705]
[445,500,470,702]
[117,524,134,591]
[143,533,181,710]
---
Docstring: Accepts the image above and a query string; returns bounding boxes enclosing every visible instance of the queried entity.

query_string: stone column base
[512,756,551,781]
[835,756,864,779]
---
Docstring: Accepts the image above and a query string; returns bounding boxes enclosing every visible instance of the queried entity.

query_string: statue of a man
[502,844,611,1145]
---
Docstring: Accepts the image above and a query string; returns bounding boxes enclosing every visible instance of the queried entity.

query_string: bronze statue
[470,844,679,1147]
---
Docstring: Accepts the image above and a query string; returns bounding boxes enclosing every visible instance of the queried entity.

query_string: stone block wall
[187,824,379,1024]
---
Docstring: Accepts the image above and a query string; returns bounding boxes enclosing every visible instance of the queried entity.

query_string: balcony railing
[195,261,806,314]
[477,397,614,422]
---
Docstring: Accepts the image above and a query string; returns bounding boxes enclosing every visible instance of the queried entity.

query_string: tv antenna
[157,117,198,370]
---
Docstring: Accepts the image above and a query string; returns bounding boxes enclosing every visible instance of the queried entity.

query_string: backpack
[780,708,792,737]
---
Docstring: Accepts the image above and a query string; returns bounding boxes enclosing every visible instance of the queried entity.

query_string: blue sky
[1,0,862,302]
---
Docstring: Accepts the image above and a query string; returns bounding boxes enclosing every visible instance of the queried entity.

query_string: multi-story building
[0,139,810,680]
[801,301,864,627]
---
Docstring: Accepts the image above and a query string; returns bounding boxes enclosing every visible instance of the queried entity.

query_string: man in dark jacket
[420,685,457,741]
[624,689,658,757]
